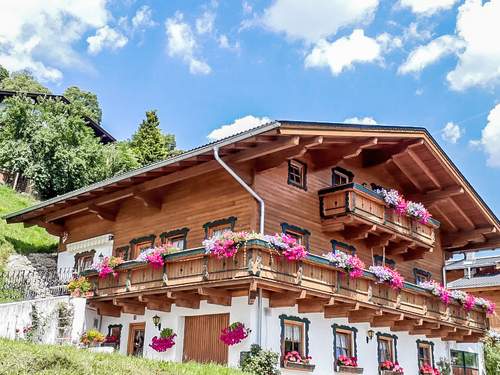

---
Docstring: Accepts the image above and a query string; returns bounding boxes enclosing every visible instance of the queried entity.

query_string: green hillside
[0,185,58,267]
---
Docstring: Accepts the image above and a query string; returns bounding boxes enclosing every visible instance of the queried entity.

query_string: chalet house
[446,253,500,330]
[5,121,500,375]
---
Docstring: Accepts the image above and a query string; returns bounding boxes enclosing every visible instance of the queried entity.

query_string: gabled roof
[445,254,500,270]
[4,120,500,252]
[447,273,500,289]
[0,90,115,144]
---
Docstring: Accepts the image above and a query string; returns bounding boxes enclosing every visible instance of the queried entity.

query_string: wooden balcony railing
[84,241,486,342]
[318,183,440,256]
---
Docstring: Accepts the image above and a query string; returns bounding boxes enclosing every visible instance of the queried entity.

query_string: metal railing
[0,267,74,303]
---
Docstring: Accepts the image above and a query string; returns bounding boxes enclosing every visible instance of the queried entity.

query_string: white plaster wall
[58,235,114,272]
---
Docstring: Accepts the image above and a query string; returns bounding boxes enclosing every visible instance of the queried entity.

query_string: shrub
[485,340,500,375]
[240,344,280,375]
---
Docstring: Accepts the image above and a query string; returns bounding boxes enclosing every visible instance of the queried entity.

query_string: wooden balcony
[318,183,440,260]
[84,241,486,342]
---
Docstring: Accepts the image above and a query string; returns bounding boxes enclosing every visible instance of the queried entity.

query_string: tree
[0,70,50,94]
[130,110,180,166]
[0,65,8,83]
[63,86,102,124]
[102,142,140,178]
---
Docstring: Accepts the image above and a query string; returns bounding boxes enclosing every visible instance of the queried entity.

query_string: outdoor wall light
[366,329,374,343]
[98,253,104,262]
[152,314,161,331]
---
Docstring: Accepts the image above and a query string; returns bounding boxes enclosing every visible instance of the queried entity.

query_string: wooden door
[127,322,145,356]
[183,313,229,364]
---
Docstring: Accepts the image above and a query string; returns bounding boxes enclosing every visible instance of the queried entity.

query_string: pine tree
[130,110,178,166]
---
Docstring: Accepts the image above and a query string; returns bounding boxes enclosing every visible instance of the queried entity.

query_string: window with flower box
[373,255,395,270]
[331,240,356,256]
[416,340,434,368]
[288,160,307,190]
[281,223,310,250]
[130,235,156,259]
[115,246,130,260]
[377,332,398,364]
[414,268,432,285]
[332,324,360,372]
[160,228,189,251]
[279,315,313,370]
[203,217,237,239]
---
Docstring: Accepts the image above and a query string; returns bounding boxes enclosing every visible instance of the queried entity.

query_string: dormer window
[332,167,354,186]
[288,160,307,190]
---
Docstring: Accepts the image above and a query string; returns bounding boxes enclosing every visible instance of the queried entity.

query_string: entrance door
[127,322,145,356]
[183,313,229,364]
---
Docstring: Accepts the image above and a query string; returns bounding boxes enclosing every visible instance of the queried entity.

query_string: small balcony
[318,183,440,260]
[83,241,485,342]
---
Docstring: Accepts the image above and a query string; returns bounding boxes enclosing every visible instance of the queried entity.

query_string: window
[129,235,156,259]
[160,228,189,251]
[203,217,237,238]
[288,160,307,190]
[377,333,397,364]
[74,250,95,273]
[279,315,310,362]
[373,255,396,269]
[414,268,432,285]
[106,324,122,349]
[417,340,434,368]
[332,324,358,364]
[332,167,354,186]
[451,350,479,375]
[115,246,130,260]
[331,240,356,255]
[281,223,310,250]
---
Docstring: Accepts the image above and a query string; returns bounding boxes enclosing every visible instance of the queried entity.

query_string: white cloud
[0,0,109,81]
[344,116,378,125]
[207,115,272,141]
[242,1,253,14]
[261,0,379,43]
[477,104,500,167]
[87,25,128,55]
[305,29,382,75]
[165,13,211,75]
[131,5,156,31]
[447,0,500,91]
[398,35,464,74]
[399,0,459,15]
[196,11,215,35]
[218,35,240,51]
[441,122,463,143]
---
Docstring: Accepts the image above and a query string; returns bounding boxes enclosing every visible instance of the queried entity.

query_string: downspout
[213,146,265,346]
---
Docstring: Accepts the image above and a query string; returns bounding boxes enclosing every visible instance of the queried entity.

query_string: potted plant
[283,351,315,371]
[219,322,251,346]
[67,276,93,297]
[80,329,105,347]
[420,364,440,375]
[149,328,176,352]
[92,256,123,279]
[337,355,363,374]
[380,360,404,374]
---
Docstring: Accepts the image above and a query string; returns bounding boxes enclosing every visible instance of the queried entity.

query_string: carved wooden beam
[391,157,424,191]
[311,138,377,170]
[407,149,441,189]
[343,225,377,241]
[348,308,382,323]
[269,290,307,308]
[390,318,423,332]
[138,295,172,312]
[91,301,122,317]
[113,298,145,315]
[407,186,464,206]
[362,139,424,167]
[402,247,431,261]
[28,219,65,236]
[442,227,496,249]
[324,302,360,318]
[88,204,117,222]
[370,313,405,327]
[385,241,414,256]
[447,198,475,230]
[197,287,232,306]
[255,137,322,171]
[432,204,458,232]
[133,191,162,211]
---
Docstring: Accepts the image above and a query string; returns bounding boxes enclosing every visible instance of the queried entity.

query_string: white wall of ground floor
[92,296,485,374]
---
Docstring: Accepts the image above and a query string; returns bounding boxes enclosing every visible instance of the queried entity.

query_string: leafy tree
[485,335,500,375]
[63,86,102,124]
[130,110,180,166]
[0,65,8,83]
[102,142,140,178]
[0,70,50,94]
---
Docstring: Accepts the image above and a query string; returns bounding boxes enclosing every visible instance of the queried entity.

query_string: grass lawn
[0,185,58,267]
[0,338,248,375]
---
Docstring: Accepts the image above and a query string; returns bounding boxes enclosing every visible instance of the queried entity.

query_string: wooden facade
[6,121,500,344]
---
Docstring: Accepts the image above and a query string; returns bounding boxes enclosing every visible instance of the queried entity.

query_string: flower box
[337,365,364,374]
[381,371,403,375]
[283,361,316,372]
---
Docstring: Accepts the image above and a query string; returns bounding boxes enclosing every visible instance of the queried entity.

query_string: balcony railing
[84,241,486,342]
[318,183,440,251]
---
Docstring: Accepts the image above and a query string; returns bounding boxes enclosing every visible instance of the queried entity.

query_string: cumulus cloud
[196,11,215,35]
[344,117,378,125]
[399,0,459,15]
[475,104,500,167]
[305,29,382,75]
[218,35,240,51]
[398,35,464,75]
[447,0,500,91]
[131,5,156,31]
[261,0,379,43]
[441,122,463,143]
[207,115,272,141]
[165,13,211,75]
[87,26,128,55]
[0,0,109,81]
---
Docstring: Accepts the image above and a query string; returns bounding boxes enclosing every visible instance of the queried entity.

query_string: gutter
[213,146,265,346]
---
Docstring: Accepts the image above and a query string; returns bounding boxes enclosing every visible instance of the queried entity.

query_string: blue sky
[1,0,499,228]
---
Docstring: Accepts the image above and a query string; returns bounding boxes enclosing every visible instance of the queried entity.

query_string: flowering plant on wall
[80,329,105,346]
[203,231,252,259]
[337,355,358,367]
[380,360,404,373]
[420,363,441,375]
[419,280,451,305]
[150,328,176,352]
[324,252,365,279]
[92,256,123,279]
[284,351,312,364]
[137,245,175,268]
[67,276,92,297]
[476,297,496,315]
[375,188,432,225]
[265,233,308,261]
[369,266,405,290]
[219,322,251,345]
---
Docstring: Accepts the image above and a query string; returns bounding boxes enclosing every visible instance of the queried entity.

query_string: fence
[0,170,34,195]
[0,268,74,303]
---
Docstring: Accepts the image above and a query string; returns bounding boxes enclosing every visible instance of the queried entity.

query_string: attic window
[288,160,307,190]
[332,167,354,186]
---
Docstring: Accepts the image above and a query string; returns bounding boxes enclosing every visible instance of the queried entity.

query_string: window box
[380,371,402,375]
[283,361,316,372]
[337,365,364,374]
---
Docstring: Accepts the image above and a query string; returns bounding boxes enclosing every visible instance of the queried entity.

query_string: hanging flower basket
[368,266,404,290]
[219,322,251,345]
[150,328,176,352]
[324,252,365,279]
